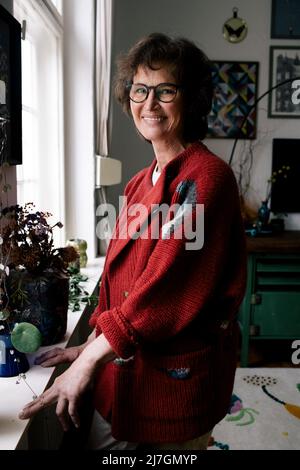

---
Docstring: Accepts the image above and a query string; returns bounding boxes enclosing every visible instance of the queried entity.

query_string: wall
[109,0,300,229]
[0,0,12,12]
[63,0,96,259]
[0,0,17,206]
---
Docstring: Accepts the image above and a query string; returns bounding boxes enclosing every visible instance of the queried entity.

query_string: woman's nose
[144,89,159,109]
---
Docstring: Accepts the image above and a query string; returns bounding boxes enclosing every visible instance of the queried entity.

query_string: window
[14,0,64,245]
[49,0,63,16]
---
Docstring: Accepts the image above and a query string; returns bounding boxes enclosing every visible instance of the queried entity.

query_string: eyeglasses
[126,82,182,103]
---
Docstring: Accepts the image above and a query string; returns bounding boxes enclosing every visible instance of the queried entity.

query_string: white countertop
[0,257,105,450]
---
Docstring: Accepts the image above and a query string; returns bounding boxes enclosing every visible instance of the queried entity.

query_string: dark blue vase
[0,330,29,377]
[257,200,270,226]
[8,269,69,346]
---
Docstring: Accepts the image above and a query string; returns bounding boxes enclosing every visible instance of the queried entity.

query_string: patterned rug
[208,368,300,450]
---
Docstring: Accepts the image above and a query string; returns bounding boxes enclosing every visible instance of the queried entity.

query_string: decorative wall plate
[223,7,248,43]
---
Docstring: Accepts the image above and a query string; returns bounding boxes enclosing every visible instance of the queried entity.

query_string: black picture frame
[0,4,22,165]
[268,46,300,118]
[271,0,300,39]
[207,61,259,139]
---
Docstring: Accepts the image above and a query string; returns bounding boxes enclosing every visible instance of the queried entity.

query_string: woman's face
[129,64,184,146]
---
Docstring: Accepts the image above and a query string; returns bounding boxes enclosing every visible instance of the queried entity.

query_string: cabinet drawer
[251,292,300,337]
[257,274,300,287]
[256,259,300,273]
[255,256,300,288]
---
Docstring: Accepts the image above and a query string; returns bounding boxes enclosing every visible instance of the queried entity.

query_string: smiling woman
[18,33,247,452]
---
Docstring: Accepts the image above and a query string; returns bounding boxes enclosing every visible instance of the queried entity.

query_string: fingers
[34,348,64,366]
[68,401,80,429]
[56,398,80,431]
[19,392,51,419]
[38,355,66,367]
[56,398,70,432]
[19,393,81,434]
[34,347,81,367]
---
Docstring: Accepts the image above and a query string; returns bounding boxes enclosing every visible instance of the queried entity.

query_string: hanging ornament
[223,7,248,43]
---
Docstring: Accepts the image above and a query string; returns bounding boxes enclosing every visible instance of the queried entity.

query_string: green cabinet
[239,232,300,366]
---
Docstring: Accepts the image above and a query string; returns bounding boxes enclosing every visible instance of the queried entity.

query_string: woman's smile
[142,114,167,123]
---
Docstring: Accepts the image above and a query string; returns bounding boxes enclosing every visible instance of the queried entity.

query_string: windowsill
[0,257,105,450]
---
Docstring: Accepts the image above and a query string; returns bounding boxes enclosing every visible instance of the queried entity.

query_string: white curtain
[94,0,113,254]
[95,0,113,157]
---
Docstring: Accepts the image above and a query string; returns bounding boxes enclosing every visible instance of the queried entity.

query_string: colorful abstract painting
[207,61,259,139]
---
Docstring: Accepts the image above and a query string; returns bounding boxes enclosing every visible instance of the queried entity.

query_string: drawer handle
[251,293,262,305]
[250,325,260,336]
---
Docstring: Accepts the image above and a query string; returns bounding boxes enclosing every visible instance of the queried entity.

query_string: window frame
[14,0,65,245]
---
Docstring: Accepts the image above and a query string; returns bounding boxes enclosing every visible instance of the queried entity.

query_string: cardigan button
[124,291,129,298]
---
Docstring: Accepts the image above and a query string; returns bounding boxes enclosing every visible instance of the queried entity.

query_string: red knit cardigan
[89,142,247,443]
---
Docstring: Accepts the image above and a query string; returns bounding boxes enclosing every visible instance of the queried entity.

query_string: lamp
[227,76,300,236]
[229,76,300,166]
[95,155,122,187]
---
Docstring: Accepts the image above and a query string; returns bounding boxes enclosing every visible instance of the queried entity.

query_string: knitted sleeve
[96,164,246,358]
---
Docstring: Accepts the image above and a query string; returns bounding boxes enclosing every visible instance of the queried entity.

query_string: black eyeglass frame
[126,82,182,103]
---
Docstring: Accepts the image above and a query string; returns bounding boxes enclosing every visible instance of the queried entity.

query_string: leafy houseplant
[67,265,98,312]
[0,203,78,363]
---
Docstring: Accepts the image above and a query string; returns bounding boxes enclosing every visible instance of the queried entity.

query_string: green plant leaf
[11,322,42,353]
[68,270,97,311]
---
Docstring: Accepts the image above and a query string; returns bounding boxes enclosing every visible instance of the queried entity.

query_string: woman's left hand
[18,333,115,431]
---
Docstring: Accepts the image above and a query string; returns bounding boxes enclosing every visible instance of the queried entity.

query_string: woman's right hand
[34,345,84,367]
[34,330,96,367]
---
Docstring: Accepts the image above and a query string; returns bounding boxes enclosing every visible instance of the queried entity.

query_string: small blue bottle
[257,200,270,226]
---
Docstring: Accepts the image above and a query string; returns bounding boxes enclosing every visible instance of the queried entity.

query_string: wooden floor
[238,339,300,368]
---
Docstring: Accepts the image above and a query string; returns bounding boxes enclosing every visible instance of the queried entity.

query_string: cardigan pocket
[149,347,212,379]
[135,348,214,421]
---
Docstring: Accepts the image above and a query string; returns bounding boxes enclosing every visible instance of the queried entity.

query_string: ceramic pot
[7,269,69,346]
[67,239,88,268]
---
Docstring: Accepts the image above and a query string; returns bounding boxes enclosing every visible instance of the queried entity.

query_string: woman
[19,33,247,450]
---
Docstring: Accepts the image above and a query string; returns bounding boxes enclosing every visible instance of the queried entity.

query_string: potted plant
[0,203,78,376]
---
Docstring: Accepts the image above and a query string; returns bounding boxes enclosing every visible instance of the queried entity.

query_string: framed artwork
[207,61,259,139]
[271,0,300,39]
[268,46,300,118]
[0,5,22,165]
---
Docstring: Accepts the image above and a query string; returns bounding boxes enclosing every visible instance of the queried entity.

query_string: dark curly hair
[114,33,213,142]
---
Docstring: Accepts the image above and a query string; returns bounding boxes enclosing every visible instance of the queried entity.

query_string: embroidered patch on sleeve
[161,180,197,240]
